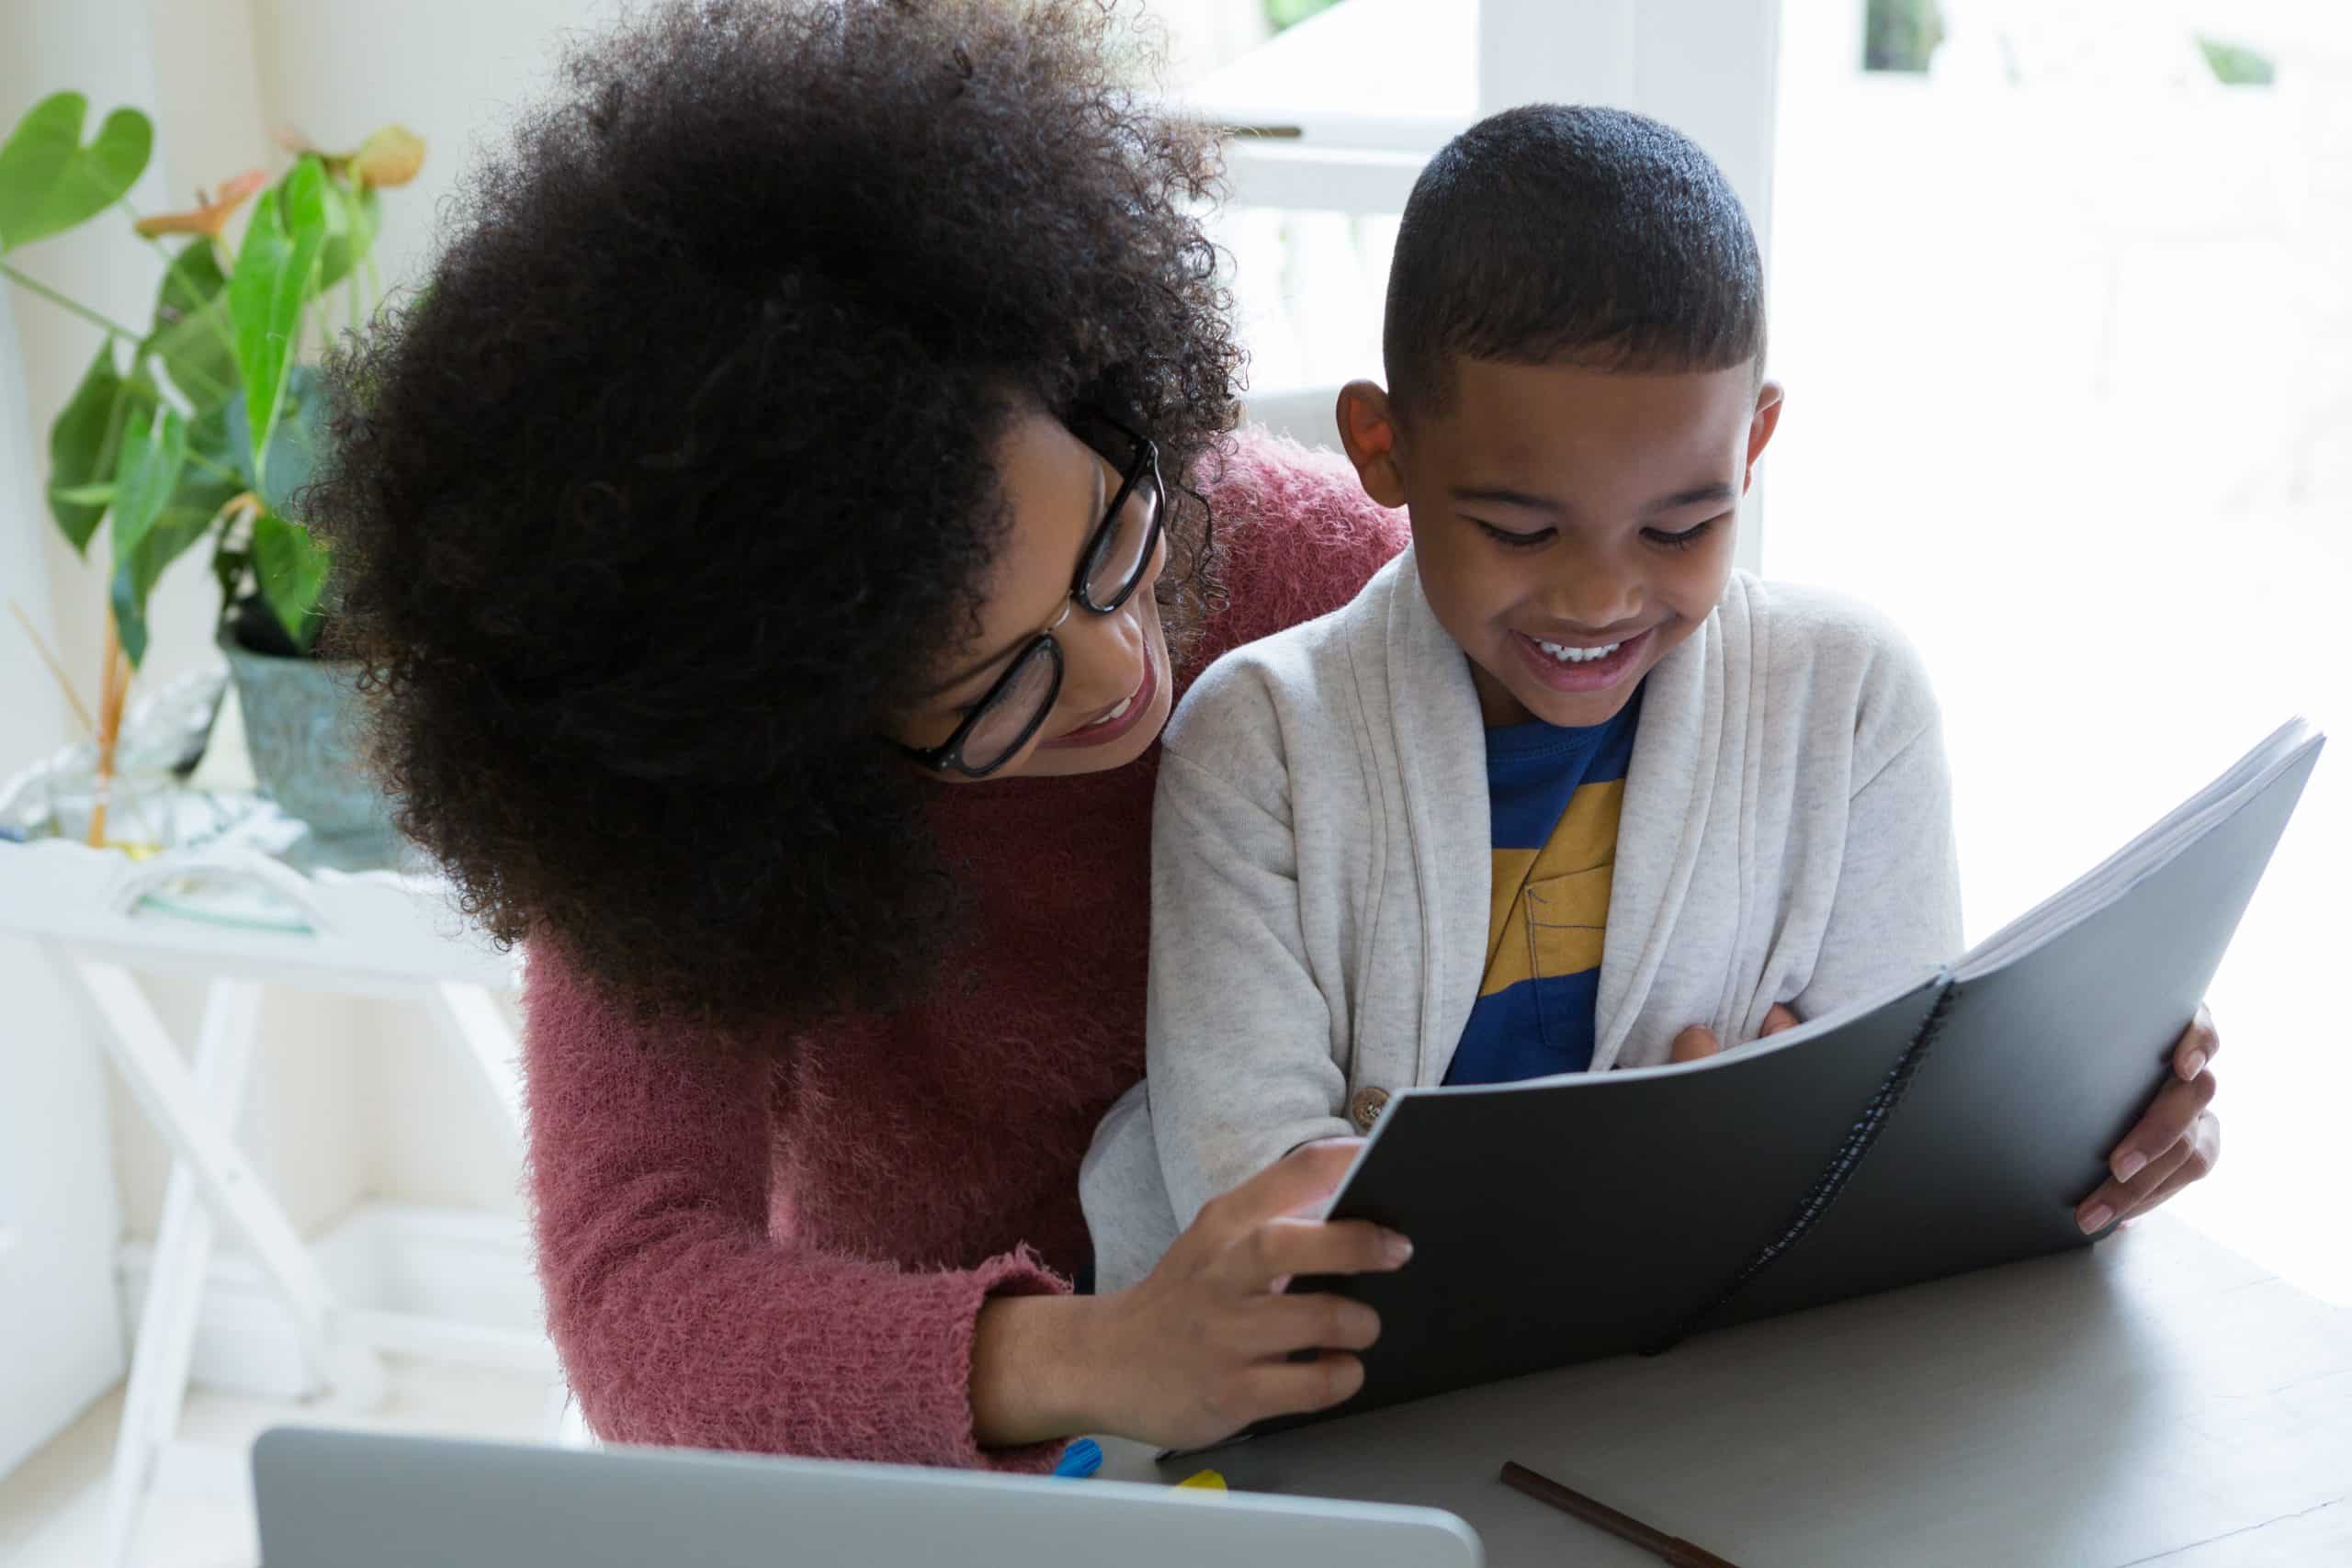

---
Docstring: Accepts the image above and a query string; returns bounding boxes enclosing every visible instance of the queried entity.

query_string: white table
[1102,1217,2352,1565]
[0,801,576,1568]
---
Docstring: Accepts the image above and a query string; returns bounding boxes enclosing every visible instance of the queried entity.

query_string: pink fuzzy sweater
[523,435,1407,1472]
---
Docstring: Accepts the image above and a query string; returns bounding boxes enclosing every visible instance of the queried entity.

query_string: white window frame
[1183,0,1784,571]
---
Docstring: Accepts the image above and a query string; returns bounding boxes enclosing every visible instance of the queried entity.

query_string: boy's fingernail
[2115,1149,2147,1182]
[2080,1204,2114,1234]
[2181,1050,2207,1080]
[1385,1232,1414,1266]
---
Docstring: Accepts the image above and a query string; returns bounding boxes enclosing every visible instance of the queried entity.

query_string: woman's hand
[1070,1141,1409,1451]
[2075,1004,2222,1234]
[1668,1001,1802,1063]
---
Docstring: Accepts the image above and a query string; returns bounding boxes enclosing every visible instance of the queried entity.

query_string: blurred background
[3,2,2345,1562]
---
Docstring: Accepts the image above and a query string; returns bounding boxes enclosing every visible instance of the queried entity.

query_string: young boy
[1080,104,1963,1292]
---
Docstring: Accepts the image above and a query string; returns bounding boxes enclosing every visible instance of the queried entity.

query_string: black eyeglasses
[903,414,1166,778]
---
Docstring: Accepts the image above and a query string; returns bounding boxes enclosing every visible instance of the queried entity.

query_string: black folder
[1261,717,2324,1434]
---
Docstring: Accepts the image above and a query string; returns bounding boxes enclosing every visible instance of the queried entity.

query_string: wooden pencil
[1500,1460,1742,1568]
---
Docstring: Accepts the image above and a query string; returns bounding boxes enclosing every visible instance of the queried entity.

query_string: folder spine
[1649,977,1963,1351]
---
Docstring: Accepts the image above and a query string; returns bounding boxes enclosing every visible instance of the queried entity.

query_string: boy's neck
[1471,656,1533,727]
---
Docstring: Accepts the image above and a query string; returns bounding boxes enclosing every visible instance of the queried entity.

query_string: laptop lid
[252,1427,1483,1568]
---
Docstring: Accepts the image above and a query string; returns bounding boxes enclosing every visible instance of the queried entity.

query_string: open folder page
[1257,718,2324,1436]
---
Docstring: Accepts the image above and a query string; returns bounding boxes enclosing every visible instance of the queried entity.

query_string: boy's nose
[1541,563,1643,631]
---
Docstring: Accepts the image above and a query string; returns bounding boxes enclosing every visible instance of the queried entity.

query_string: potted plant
[0,91,421,841]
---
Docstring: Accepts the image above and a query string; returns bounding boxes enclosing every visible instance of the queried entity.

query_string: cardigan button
[1348,1086,1391,1134]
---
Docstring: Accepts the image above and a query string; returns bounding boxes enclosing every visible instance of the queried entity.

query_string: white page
[1957,717,2322,980]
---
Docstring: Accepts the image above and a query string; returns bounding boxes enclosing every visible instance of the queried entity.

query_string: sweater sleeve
[1147,741,1356,1229]
[1792,635,1966,1021]
[521,946,1067,1471]
[1192,431,1408,668]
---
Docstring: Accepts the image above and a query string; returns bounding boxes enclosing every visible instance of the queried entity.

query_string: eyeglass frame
[899,413,1166,779]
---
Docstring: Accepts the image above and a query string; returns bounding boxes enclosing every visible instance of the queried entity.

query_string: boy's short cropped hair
[1383,104,1766,415]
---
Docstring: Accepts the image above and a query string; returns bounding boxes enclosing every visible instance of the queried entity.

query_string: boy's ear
[1742,379,1786,493]
[1336,380,1409,509]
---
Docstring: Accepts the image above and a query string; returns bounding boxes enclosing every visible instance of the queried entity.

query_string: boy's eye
[1643,515,1727,551]
[1469,518,1554,549]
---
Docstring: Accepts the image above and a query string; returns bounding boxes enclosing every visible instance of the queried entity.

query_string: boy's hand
[2075,1004,2222,1235]
[1668,1002,1801,1063]
[1077,1141,1411,1451]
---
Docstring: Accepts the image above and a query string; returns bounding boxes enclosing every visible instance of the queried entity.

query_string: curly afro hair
[310,0,1241,1030]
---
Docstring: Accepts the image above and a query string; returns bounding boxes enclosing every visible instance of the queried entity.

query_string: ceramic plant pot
[218,615,395,839]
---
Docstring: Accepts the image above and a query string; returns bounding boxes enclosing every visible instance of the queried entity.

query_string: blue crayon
[1051,1438,1102,1479]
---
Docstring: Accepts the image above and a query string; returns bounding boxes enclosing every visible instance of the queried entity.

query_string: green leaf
[52,481,117,506]
[145,238,237,410]
[252,513,330,649]
[224,363,325,514]
[110,405,187,565]
[107,405,190,666]
[0,93,153,252]
[45,342,157,553]
[113,450,243,664]
[185,400,237,478]
[316,178,379,293]
[2198,35,2276,87]
[230,158,329,487]
[155,465,240,554]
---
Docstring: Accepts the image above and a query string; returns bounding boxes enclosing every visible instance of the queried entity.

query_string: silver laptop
[252,1427,1483,1567]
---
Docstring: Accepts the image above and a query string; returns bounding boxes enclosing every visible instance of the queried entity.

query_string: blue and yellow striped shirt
[1444,693,1641,1086]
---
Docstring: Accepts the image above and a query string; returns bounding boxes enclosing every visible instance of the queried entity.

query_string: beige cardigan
[1082,550,1963,1292]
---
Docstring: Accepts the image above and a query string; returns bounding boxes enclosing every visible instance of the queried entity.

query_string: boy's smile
[1338,357,1783,728]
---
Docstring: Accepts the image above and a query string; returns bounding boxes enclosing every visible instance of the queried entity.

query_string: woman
[313,0,2222,1471]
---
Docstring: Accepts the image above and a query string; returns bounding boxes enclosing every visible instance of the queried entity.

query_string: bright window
[1153,0,1780,496]
[1767,0,2352,1301]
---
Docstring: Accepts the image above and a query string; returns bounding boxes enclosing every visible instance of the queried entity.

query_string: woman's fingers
[2120,1111,2222,1222]
[2078,1106,2221,1232]
[2074,1013,2222,1235]
[1216,1213,1410,1292]
[1110,1141,1404,1450]
[1759,1003,1802,1037]
[1240,1350,1366,1419]
[1193,1143,1408,1292]
[2174,1003,2221,1082]
[2080,1139,2194,1232]
[1231,1292,1383,1358]
[2107,1069,2218,1184]
[1199,1142,1359,1239]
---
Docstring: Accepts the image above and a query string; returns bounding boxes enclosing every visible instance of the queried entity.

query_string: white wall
[0,235,130,1481]
[4,0,601,1258]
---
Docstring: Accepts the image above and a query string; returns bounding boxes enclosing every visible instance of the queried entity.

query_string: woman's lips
[1040,640,1160,750]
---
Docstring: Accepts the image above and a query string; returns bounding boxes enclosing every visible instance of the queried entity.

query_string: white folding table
[0,798,580,1568]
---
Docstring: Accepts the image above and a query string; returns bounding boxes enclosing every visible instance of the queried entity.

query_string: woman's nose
[1059,597,1149,714]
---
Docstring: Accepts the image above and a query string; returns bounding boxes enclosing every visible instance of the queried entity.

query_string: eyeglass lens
[956,445,1159,772]
[957,638,1061,773]
[1082,459,1162,608]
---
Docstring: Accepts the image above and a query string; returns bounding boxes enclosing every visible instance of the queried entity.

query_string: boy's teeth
[1536,637,1621,664]
[1104,696,1132,720]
